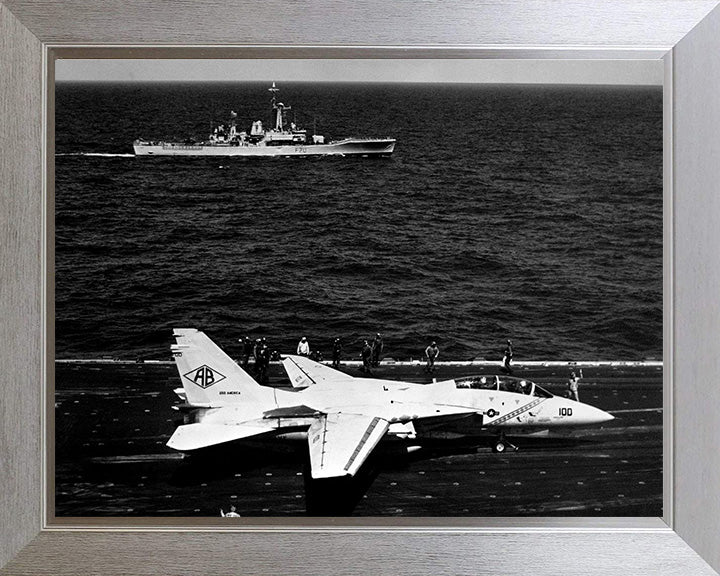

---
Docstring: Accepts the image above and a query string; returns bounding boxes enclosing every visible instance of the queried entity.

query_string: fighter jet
[167,328,613,479]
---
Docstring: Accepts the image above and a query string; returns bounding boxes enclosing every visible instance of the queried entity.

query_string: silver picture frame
[2,1,720,574]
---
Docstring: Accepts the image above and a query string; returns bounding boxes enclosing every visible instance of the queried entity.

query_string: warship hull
[133,138,395,157]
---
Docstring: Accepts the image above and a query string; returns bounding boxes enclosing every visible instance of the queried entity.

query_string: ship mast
[269,82,281,131]
[269,81,290,131]
[269,81,279,107]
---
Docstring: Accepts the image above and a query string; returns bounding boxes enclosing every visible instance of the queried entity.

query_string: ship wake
[57,152,135,158]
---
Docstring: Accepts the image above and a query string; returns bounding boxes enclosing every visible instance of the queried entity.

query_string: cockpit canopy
[454,375,553,398]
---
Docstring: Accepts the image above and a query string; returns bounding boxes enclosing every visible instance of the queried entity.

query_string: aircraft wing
[307,413,389,479]
[283,355,356,388]
[166,422,274,451]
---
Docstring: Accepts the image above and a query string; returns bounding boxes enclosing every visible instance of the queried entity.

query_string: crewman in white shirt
[297,336,310,356]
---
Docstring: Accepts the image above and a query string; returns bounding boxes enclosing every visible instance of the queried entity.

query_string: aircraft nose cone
[599,410,615,423]
[587,404,615,424]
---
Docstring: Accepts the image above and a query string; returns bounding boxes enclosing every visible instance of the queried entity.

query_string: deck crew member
[297,336,310,356]
[332,338,343,368]
[252,338,262,368]
[240,336,253,369]
[256,343,270,383]
[502,339,514,375]
[221,505,240,518]
[361,340,374,375]
[424,341,440,373]
[568,369,582,401]
[371,333,384,367]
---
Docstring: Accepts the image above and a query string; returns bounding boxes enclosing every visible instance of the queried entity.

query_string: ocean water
[54,82,662,361]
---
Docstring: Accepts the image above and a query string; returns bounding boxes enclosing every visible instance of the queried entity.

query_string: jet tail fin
[171,328,274,407]
[282,355,356,388]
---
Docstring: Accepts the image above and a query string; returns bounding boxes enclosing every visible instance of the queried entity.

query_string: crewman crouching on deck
[297,336,310,357]
[221,505,240,517]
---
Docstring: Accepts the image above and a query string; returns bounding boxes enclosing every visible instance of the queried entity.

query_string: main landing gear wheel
[492,435,518,453]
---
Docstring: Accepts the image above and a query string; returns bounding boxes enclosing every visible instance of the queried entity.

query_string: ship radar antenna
[269,81,279,107]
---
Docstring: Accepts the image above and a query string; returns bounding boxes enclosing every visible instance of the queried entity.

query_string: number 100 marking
[559,407,573,416]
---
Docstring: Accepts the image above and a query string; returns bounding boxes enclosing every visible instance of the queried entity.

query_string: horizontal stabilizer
[283,355,356,388]
[308,413,389,479]
[171,402,212,412]
[167,423,273,452]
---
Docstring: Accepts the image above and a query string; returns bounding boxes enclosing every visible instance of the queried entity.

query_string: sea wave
[55,83,663,361]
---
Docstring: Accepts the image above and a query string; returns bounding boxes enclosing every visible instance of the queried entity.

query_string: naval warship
[133,83,396,157]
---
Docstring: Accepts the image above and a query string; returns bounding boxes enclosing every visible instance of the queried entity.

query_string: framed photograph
[2,1,720,575]
[51,56,664,523]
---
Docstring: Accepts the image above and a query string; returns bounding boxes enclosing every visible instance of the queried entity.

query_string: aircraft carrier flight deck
[54,359,662,518]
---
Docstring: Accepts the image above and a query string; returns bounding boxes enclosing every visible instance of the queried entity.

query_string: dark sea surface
[55,82,662,361]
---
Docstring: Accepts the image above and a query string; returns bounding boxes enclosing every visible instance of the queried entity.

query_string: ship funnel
[251,120,264,136]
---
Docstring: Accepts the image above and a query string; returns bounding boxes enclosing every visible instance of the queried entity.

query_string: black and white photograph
[54,58,663,518]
